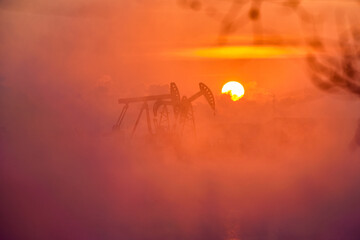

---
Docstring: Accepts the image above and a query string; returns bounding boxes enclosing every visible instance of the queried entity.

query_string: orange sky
[1,0,359,118]
[2,1,360,239]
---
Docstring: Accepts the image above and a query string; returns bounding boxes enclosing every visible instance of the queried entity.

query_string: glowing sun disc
[222,81,245,101]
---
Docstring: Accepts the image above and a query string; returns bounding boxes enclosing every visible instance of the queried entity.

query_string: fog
[1,1,360,239]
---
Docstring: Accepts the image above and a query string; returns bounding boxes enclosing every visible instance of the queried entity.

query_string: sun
[222,81,245,101]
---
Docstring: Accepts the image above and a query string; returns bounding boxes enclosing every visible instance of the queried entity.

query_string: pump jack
[153,83,215,137]
[113,82,215,138]
[113,82,180,135]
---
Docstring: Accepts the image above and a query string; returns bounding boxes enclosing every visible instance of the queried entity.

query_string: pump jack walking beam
[113,83,181,137]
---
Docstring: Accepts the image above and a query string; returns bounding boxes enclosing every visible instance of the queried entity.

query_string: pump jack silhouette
[113,82,215,138]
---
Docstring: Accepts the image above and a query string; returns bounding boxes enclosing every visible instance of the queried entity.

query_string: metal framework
[176,83,216,137]
[113,82,215,138]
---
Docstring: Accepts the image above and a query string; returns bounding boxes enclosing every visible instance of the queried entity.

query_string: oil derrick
[152,82,215,137]
[177,96,196,137]
[153,83,181,133]
[114,82,215,139]
[113,83,180,137]
[176,83,216,137]
[154,104,170,132]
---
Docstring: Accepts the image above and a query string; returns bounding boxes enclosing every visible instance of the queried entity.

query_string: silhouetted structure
[113,82,215,138]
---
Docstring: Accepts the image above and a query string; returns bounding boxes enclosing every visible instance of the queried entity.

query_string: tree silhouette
[178,0,360,97]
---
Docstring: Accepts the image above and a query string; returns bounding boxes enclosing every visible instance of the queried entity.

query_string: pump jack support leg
[113,104,129,130]
[190,105,197,138]
[132,104,145,137]
[144,102,153,134]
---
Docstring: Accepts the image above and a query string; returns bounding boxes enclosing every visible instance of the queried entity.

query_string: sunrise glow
[222,81,245,101]
[173,45,308,59]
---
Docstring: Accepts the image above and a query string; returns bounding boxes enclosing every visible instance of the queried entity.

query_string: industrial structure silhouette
[113,82,215,138]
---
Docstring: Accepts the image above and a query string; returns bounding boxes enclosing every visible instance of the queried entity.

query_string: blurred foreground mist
[1,1,360,239]
[1,78,360,239]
